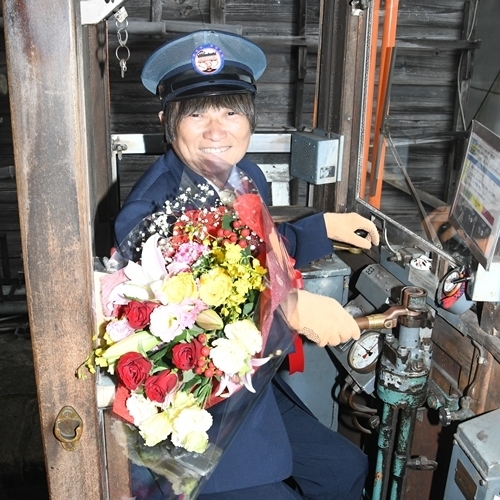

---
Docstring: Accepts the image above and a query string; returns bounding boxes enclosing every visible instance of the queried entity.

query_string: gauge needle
[358,343,373,357]
[359,344,373,355]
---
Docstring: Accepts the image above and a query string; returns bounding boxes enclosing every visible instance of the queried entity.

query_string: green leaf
[150,365,169,374]
[222,213,235,229]
[148,345,171,362]
[242,301,255,316]
[193,380,213,407]
[182,369,196,383]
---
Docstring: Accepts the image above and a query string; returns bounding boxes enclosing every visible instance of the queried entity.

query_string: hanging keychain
[114,7,130,78]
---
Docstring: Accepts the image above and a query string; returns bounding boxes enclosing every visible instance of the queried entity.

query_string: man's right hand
[288,289,360,347]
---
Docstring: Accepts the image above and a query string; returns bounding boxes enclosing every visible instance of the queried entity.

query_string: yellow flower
[195,309,224,330]
[168,392,198,420]
[199,268,232,306]
[160,272,198,304]
[252,258,267,276]
[94,331,161,373]
[224,243,244,264]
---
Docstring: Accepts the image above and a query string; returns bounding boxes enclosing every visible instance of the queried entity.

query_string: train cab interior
[1,0,500,499]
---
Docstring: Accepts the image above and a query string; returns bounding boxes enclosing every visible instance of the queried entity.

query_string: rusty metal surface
[3,1,103,498]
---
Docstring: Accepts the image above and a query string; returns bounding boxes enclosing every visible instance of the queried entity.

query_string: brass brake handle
[333,229,370,254]
[333,243,363,254]
[354,305,421,330]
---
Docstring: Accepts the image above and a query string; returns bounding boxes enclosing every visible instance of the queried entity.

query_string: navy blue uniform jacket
[115,150,335,493]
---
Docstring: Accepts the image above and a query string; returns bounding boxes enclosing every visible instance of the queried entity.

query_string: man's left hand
[324,212,379,249]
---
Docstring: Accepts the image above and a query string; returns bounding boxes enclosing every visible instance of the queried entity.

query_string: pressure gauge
[347,330,383,373]
[442,270,461,294]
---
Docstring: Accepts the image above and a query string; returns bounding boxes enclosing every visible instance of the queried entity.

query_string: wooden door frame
[313,0,367,214]
[3,1,114,497]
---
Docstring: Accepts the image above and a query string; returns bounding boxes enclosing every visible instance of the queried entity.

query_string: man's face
[171,106,252,187]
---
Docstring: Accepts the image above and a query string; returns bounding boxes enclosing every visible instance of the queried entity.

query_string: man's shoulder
[237,157,265,178]
[125,149,183,201]
[143,149,179,176]
[137,149,182,183]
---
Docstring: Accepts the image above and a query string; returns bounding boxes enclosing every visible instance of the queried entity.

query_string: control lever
[333,229,371,254]
[353,286,429,331]
[354,305,419,330]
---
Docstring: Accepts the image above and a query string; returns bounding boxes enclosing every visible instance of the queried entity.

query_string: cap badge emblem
[192,44,224,75]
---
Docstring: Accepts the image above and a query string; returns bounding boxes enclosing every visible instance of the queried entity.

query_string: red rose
[145,370,178,403]
[116,352,152,390]
[122,301,157,329]
[172,339,203,371]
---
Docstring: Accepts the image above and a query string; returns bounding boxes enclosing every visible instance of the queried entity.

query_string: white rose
[126,392,158,426]
[224,319,263,356]
[210,338,249,375]
[172,430,209,454]
[149,304,183,342]
[138,411,173,447]
[171,406,213,453]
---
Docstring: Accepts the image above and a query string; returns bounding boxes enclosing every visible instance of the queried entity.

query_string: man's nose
[203,119,227,141]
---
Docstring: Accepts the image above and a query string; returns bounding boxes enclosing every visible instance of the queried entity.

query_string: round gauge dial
[442,270,460,294]
[347,330,383,373]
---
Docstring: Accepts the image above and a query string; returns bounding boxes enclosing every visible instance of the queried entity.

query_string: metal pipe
[372,403,397,500]
[389,407,417,500]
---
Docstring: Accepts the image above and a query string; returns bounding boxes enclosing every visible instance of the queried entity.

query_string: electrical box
[278,254,351,430]
[299,253,351,305]
[444,408,500,500]
[290,129,343,184]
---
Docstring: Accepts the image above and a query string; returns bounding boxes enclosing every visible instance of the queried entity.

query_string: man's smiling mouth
[200,146,230,154]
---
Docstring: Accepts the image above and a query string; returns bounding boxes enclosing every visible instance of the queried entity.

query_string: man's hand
[288,289,360,347]
[324,212,379,250]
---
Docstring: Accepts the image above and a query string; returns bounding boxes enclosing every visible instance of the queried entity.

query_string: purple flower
[173,242,206,266]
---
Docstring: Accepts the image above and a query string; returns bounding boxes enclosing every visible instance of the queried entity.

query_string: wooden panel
[430,315,500,414]
[3,1,103,498]
[210,0,226,24]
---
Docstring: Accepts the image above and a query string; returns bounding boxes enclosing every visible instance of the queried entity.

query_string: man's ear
[158,111,164,125]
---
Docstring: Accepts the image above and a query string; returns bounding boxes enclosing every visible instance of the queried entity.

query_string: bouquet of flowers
[81,168,299,498]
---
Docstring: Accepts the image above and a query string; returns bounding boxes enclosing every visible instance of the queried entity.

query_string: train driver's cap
[141,30,267,106]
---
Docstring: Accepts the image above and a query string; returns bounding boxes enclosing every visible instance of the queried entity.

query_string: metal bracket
[80,0,128,25]
[350,0,369,15]
[111,138,128,160]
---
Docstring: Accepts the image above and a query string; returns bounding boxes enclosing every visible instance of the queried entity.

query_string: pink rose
[122,301,157,329]
[145,370,178,403]
[172,339,203,371]
[116,352,152,390]
[106,318,135,342]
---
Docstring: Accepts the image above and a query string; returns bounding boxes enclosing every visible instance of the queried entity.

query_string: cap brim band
[159,73,257,104]
[161,86,255,107]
